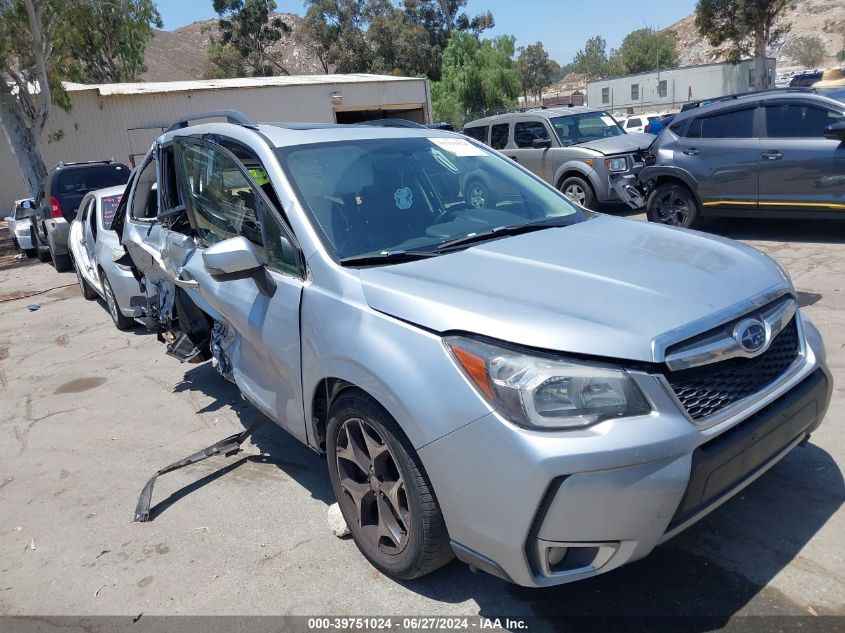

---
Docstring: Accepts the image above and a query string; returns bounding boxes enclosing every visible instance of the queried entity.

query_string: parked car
[620,114,649,134]
[790,70,823,87]
[4,198,36,257]
[31,160,130,272]
[68,185,141,329]
[632,89,845,228]
[116,110,830,588]
[644,113,675,135]
[463,107,653,209]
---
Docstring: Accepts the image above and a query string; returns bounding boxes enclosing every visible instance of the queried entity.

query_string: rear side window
[463,126,487,143]
[514,121,550,148]
[688,108,754,139]
[100,195,122,231]
[490,123,509,150]
[765,103,844,138]
[626,118,642,128]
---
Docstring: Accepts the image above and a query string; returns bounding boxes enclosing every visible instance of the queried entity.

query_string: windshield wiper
[433,217,572,252]
[339,250,442,266]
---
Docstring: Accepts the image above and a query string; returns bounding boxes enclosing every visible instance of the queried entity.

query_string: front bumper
[419,322,830,587]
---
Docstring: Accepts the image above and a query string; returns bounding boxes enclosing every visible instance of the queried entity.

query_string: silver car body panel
[118,120,831,588]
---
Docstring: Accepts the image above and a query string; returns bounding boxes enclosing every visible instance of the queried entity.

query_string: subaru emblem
[734,319,767,353]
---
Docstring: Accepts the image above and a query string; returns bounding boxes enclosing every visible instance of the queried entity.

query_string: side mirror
[823,121,845,142]
[202,236,262,276]
[532,138,552,149]
[202,236,276,298]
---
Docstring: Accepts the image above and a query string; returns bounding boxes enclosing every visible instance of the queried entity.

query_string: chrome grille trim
[665,298,796,371]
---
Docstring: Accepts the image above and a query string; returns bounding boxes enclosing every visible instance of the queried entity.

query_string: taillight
[50,197,62,218]
[644,124,651,133]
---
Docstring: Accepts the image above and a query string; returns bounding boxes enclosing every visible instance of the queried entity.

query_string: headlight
[445,336,651,430]
[605,157,628,172]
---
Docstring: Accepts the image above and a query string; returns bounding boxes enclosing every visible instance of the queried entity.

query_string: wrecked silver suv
[114,111,830,588]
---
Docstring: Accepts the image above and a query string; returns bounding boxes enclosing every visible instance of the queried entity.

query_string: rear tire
[101,272,134,330]
[327,390,453,580]
[560,175,596,209]
[35,227,51,263]
[73,258,97,300]
[646,181,700,229]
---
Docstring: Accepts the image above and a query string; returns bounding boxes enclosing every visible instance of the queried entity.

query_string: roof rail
[165,110,257,133]
[353,118,425,128]
[680,87,816,111]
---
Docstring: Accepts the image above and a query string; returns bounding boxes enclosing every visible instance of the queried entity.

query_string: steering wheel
[436,202,475,223]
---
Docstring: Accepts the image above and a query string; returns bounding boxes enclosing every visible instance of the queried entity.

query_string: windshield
[550,112,625,146]
[277,136,583,261]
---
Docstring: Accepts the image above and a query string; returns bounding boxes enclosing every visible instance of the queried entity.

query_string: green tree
[62,0,161,83]
[617,28,677,74]
[368,7,433,77]
[516,42,554,103]
[300,0,375,74]
[695,0,791,89]
[204,38,247,79]
[211,0,290,77]
[0,0,158,203]
[571,35,613,79]
[431,32,520,128]
[785,35,828,69]
[402,0,494,80]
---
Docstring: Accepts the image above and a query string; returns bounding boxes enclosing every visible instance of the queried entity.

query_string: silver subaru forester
[116,112,831,587]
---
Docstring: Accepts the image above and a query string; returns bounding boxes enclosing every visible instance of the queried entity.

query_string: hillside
[141,13,326,82]
[665,0,844,68]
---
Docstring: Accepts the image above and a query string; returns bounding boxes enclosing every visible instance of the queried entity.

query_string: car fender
[299,278,492,452]
[552,160,602,194]
[638,166,702,207]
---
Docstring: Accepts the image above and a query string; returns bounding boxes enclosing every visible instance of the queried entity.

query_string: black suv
[32,160,130,270]
[636,89,845,228]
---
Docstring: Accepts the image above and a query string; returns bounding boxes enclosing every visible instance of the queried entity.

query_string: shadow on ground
[149,362,844,630]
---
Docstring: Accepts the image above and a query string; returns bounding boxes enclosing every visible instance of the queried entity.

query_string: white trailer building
[1,73,432,211]
[586,59,776,114]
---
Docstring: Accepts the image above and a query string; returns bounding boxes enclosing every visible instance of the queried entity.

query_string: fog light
[547,547,568,566]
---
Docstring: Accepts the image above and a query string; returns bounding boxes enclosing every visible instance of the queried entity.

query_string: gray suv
[117,111,830,587]
[637,90,845,227]
[463,107,653,209]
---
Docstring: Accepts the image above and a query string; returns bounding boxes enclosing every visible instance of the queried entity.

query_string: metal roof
[63,73,421,97]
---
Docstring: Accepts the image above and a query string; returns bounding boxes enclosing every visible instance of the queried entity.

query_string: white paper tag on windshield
[600,116,616,126]
[429,137,487,156]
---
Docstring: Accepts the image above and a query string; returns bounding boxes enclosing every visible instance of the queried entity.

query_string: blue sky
[158,0,697,65]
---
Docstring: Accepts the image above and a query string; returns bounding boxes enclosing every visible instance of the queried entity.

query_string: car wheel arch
[555,167,598,194]
[640,168,703,209]
[307,369,416,454]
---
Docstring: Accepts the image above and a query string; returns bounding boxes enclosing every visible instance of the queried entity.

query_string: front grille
[665,317,800,420]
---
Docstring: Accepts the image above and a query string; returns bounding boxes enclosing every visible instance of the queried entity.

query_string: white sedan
[68,185,142,330]
[4,198,36,257]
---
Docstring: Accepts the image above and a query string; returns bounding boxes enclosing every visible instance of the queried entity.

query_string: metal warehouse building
[586,58,776,114]
[1,73,432,211]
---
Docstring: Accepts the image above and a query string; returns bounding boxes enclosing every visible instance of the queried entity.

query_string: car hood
[358,216,790,363]
[577,132,655,155]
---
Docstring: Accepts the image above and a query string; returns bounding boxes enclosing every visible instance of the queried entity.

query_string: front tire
[327,390,453,580]
[465,179,493,209]
[560,175,596,209]
[646,181,700,228]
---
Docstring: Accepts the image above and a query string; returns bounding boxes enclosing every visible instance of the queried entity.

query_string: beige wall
[1,78,429,212]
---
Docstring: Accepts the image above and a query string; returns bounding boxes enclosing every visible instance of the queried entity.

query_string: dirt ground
[0,214,843,626]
